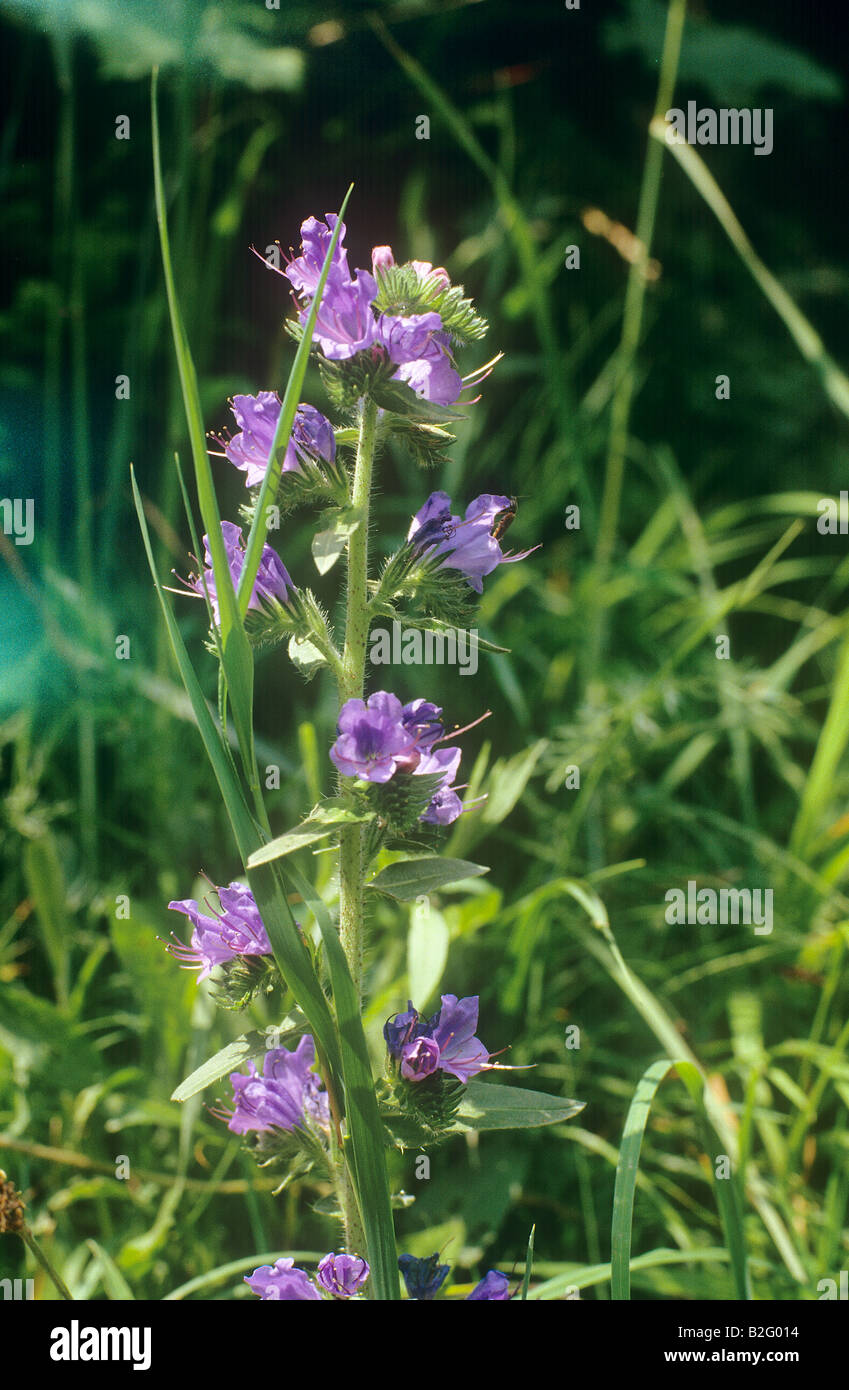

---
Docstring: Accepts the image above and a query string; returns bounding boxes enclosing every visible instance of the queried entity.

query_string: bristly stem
[338,396,379,1002]
[335,395,379,1266]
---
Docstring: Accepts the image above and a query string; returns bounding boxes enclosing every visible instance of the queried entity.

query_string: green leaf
[247,824,336,866]
[86,1240,136,1301]
[171,1018,304,1102]
[407,901,449,1007]
[369,857,489,900]
[284,861,399,1302]
[453,1082,585,1132]
[130,468,259,864]
[311,511,363,576]
[370,377,466,423]
[247,863,343,1086]
[308,799,376,828]
[288,633,327,679]
[610,1059,751,1301]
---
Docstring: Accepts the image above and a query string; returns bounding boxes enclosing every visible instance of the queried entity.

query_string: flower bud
[371,244,395,274]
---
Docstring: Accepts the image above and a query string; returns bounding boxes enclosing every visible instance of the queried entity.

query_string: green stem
[334,395,379,1266]
[20,1227,74,1301]
[338,397,379,1003]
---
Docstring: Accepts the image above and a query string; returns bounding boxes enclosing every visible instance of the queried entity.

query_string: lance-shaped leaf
[312,509,363,576]
[368,857,489,900]
[453,1082,585,1132]
[172,1018,304,1102]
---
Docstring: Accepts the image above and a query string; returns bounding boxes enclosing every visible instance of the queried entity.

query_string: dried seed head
[0,1171,26,1235]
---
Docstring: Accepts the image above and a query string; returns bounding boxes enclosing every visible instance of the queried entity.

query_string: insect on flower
[489,496,518,542]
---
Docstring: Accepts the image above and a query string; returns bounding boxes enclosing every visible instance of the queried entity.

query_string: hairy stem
[335,395,379,1264]
[338,396,379,1001]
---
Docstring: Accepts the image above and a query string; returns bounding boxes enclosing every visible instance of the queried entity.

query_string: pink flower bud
[371,245,395,274]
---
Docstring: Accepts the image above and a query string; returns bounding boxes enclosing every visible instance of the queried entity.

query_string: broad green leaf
[369,857,489,900]
[453,1082,585,1132]
[407,901,449,1007]
[285,861,399,1302]
[171,1018,304,1102]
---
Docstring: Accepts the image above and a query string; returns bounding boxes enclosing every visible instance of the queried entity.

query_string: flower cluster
[398,1253,512,1301]
[384,995,492,1083]
[217,392,336,489]
[166,881,271,982]
[408,491,536,595]
[329,691,464,825]
[282,215,463,406]
[190,521,294,625]
[223,1036,329,1137]
[246,1252,370,1301]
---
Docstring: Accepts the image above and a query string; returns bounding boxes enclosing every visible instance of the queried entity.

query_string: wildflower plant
[135,74,584,1301]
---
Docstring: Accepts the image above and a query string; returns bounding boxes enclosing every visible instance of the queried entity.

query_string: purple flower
[329,691,416,782]
[384,1001,429,1056]
[167,881,271,982]
[377,311,443,365]
[467,1270,512,1301]
[222,393,335,487]
[394,332,462,406]
[400,1035,441,1081]
[400,698,444,750]
[226,1035,330,1136]
[387,994,492,1084]
[408,491,535,594]
[430,994,491,1083]
[308,270,378,360]
[245,1258,321,1301]
[285,213,378,360]
[415,744,463,826]
[192,521,293,624]
[398,1252,450,1300]
[316,1253,370,1299]
[285,214,352,299]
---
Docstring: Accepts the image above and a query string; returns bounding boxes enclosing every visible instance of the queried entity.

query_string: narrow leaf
[454,1082,585,1132]
[369,857,489,900]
